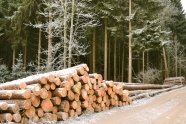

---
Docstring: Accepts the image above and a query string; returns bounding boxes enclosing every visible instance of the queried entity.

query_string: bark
[92,28,96,73]
[56,112,69,121]
[128,0,132,83]
[23,40,27,69]
[114,36,117,81]
[38,26,42,72]
[0,81,26,90]
[104,18,108,80]
[122,42,125,82]
[0,89,31,99]
[163,47,169,77]
[130,85,183,101]
[12,46,16,66]
[63,0,67,68]
[68,0,75,67]
[47,10,53,70]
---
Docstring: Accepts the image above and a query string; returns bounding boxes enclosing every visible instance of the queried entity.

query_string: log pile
[164,77,186,85]
[0,64,132,123]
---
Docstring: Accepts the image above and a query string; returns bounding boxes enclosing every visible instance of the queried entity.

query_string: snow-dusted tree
[0,63,10,83]
[32,0,98,71]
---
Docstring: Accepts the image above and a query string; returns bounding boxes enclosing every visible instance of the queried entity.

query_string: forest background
[0,0,186,84]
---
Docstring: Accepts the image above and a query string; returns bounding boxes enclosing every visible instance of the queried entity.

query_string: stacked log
[164,77,186,85]
[0,64,132,123]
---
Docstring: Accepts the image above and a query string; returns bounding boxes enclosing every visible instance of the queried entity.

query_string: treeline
[0,0,186,83]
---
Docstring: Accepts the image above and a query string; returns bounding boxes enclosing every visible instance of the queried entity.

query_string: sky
[181,0,186,12]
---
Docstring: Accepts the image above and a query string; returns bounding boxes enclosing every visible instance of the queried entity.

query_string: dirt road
[90,86,186,124]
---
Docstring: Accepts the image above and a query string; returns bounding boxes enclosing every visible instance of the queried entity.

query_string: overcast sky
[181,0,186,12]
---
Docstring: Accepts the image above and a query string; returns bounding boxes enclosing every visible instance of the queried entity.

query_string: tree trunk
[122,43,125,82]
[146,51,149,70]
[63,0,67,69]
[174,35,177,77]
[128,0,132,83]
[163,47,169,77]
[104,18,108,80]
[68,0,75,68]
[114,36,116,81]
[13,47,16,66]
[23,40,27,69]
[38,27,41,72]
[47,10,53,70]
[142,51,145,83]
[92,28,96,73]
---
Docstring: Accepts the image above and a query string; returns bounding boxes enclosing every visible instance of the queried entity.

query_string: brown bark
[0,81,26,90]
[51,97,61,105]
[56,112,69,121]
[0,89,31,99]
[0,99,31,110]
[59,100,69,113]
[3,103,19,113]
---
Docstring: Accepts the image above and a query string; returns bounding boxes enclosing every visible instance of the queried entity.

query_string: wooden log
[3,103,19,114]
[74,93,80,101]
[0,89,31,100]
[81,100,89,108]
[26,84,41,96]
[130,85,183,101]
[72,74,80,82]
[50,83,56,90]
[21,117,28,124]
[128,90,152,96]
[36,108,44,118]
[0,113,12,123]
[30,94,40,107]
[71,84,80,94]
[47,91,52,98]
[70,101,78,109]
[80,75,89,84]
[0,99,31,110]
[82,84,89,91]
[105,80,114,87]
[164,77,185,85]
[47,74,55,83]
[54,78,61,86]
[0,102,8,111]
[75,106,82,115]
[25,106,35,118]
[40,88,48,99]
[80,89,88,100]
[41,98,53,112]
[32,114,39,122]
[115,82,173,90]
[97,74,103,82]
[67,90,75,101]
[56,112,69,121]
[96,96,102,104]
[52,106,58,114]
[60,80,71,91]
[43,83,50,90]
[0,81,26,90]
[52,88,67,97]
[51,97,61,105]
[68,78,74,87]
[68,109,75,117]
[59,100,69,113]
[12,113,21,123]
[89,73,98,79]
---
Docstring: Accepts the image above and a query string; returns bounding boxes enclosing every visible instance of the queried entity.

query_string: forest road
[91,86,186,124]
